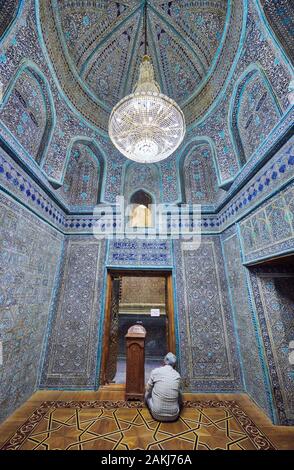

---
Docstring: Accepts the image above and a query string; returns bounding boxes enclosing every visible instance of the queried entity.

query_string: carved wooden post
[125,324,146,400]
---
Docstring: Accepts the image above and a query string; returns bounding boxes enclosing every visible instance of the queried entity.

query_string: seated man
[145,352,182,422]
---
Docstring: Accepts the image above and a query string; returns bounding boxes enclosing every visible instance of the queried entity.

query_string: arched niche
[0,62,55,165]
[0,0,23,42]
[129,189,153,228]
[123,162,161,204]
[58,140,105,209]
[259,0,294,64]
[230,66,282,167]
[180,141,221,205]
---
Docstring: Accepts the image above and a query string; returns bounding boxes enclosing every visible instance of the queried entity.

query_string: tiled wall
[40,236,106,389]
[222,229,274,420]
[239,182,294,264]
[249,266,294,425]
[0,192,63,422]
[0,0,293,427]
[173,236,243,392]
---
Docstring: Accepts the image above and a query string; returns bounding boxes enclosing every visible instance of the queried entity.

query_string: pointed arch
[258,0,294,65]
[179,137,222,205]
[0,60,56,166]
[0,0,24,43]
[129,189,154,228]
[130,189,153,206]
[58,138,106,208]
[123,161,162,204]
[229,64,282,167]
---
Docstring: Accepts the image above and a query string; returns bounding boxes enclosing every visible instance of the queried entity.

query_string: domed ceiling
[58,0,227,107]
[39,0,244,134]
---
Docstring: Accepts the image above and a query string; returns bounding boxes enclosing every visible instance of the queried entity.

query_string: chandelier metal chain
[144,0,147,56]
[108,0,186,163]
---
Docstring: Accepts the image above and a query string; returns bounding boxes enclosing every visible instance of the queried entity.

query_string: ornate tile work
[0,146,66,230]
[239,183,294,263]
[0,0,291,201]
[224,108,294,200]
[191,1,291,183]
[100,146,125,204]
[123,162,161,204]
[0,0,293,430]
[39,0,231,130]
[250,267,294,425]
[231,67,282,165]
[57,141,104,210]
[191,97,240,182]
[0,0,20,39]
[241,1,291,107]
[0,192,63,423]
[1,130,292,240]
[84,15,141,108]
[260,0,294,63]
[159,157,178,203]
[40,236,106,388]
[1,66,55,164]
[173,237,242,391]
[148,10,205,104]
[181,143,222,205]
[0,122,52,189]
[62,214,220,234]
[217,136,294,233]
[57,1,134,68]
[0,1,110,187]
[0,139,217,235]
[108,239,172,267]
[182,0,244,127]
[158,1,227,70]
[0,0,291,197]
[222,231,273,419]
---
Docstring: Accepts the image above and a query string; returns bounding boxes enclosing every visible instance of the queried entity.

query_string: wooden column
[125,324,146,400]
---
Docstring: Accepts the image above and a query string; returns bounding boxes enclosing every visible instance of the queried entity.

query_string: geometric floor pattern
[0,400,276,451]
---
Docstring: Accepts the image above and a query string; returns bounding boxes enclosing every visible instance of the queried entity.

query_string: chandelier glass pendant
[108,2,186,163]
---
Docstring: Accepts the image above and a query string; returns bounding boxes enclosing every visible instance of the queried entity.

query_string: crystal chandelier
[108,2,185,163]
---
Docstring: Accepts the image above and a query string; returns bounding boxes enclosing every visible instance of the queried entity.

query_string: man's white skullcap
[164,352,177,366]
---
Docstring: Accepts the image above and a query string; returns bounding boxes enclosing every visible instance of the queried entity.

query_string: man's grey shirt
[146,364,181,420]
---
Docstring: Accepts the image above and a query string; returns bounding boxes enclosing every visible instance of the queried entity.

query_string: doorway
[100,270,176,385]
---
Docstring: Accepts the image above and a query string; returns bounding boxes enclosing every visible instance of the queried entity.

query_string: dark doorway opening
[100,270,176,386]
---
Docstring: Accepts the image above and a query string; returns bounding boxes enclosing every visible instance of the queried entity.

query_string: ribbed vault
[38,0,244,133]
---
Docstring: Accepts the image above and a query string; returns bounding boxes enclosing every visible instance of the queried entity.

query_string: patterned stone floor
[0,400,276,451]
